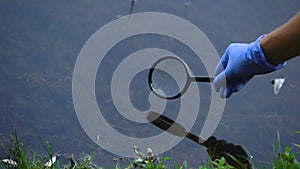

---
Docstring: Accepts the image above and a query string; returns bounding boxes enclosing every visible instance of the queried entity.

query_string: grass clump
[261,131,300,169]
[0,131,299,169]
[0,131,44,168]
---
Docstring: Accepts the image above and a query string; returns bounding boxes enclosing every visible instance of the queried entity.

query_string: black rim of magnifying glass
[148,56,214,99]
[148,56,194,100]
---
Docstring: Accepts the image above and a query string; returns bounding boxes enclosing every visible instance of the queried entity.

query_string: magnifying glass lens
[151,69,180,98]
[150,58,188,99]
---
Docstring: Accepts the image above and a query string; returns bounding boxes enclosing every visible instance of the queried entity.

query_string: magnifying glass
[148,56,214,99]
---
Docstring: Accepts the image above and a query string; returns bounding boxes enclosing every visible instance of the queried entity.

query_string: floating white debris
[96,134,100,142]
[44,154,59,167]
[2,159,17,167]
[271,78,285,95]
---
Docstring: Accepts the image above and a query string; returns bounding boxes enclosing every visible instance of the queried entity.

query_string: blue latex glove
[213,35,286,98]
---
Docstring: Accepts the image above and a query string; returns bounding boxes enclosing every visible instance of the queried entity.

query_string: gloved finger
[222,80,235,98]
[219,86,233,98]
[231,74,254,93]
[214,48,229,76]
[214,60,225,77]
[213,71,226,93]
[223,78,251,98]
[231,79,249,92]
[219,86,227,98]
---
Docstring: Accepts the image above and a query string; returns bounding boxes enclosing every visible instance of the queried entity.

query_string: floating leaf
[271,78,285,95]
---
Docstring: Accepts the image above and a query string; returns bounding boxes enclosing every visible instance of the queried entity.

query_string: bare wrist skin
[260,12,300,65]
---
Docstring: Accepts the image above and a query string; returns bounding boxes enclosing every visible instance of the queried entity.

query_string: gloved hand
[213,35,286,98]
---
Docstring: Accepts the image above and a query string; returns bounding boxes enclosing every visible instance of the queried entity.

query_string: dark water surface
[1,1,300,167]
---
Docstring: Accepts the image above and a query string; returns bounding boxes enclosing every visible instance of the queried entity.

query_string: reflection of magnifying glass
[148,56,214,100]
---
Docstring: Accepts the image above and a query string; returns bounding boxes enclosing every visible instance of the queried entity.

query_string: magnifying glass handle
[193,77,214,82]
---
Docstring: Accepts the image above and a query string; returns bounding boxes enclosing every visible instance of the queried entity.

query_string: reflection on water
[1,0,300,167]
[147,111,253,168]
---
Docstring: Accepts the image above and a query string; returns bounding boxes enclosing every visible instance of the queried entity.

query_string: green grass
[261,131,300,169]
[0,131,299,169]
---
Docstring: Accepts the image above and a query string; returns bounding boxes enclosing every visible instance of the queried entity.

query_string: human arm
[213,12,300,98]
[261,12,300,65]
